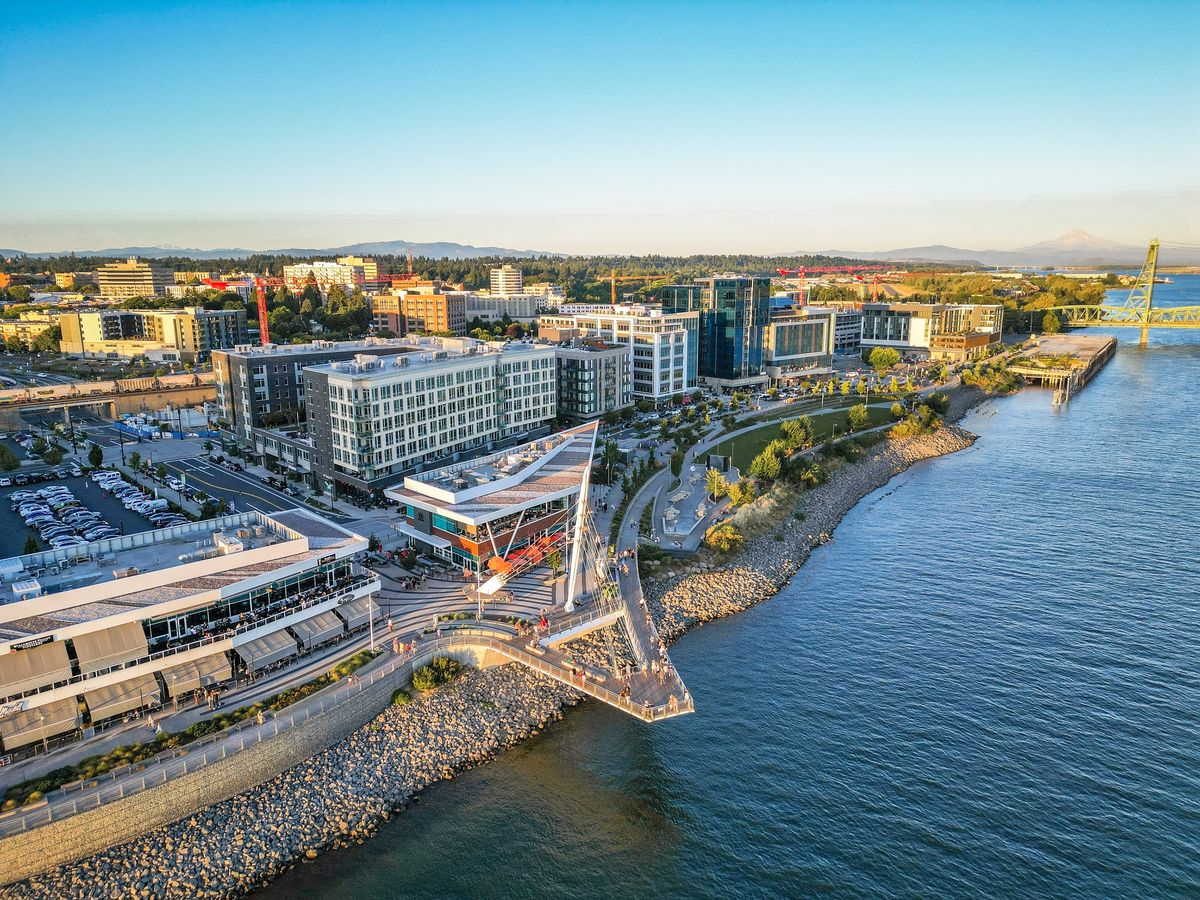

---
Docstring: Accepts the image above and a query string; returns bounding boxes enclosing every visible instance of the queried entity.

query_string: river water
[269,276,1200,899]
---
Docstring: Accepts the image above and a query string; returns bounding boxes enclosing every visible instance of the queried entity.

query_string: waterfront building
[554,341,632,421]
[96,257,173,300]
[661,275,772,391]
[490,264,523,296]
[302,337,556,497]
[860,302,1003,361]
[538,303,698,402]
[0,509,380,757]
[384,421,596,574]
[763,307,836,384]
[211,337,415,440]
[58,307,247,362]
[283,261,364,296]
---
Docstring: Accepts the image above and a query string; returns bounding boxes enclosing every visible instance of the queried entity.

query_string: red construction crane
[253,276,284,345]
[775,264,895,276]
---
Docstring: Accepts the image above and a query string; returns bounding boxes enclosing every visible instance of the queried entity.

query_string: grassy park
[708,405,894,472]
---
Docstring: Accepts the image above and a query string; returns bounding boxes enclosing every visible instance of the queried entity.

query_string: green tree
[368,534,382,553]
[546,548,564,574]
[156,462,167,480]
[779,416,813,451]
[890,402,906,422]
[31,326,61,353]
[42,445,64,465]
[88,442,103,468]
[129,450,141,471]
[669,447,686,478]
[868,347,901,372]
[848,403,870,432]
[0,444,18,471]
[1043,310,1062,334]
[749,448,781,481]
[705,468,728,500]
[23,535,39,554]
[703,523,744,554]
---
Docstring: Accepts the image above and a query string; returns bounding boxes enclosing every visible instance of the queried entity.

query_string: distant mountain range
[0,239,560,261]
[806,230,1199,267]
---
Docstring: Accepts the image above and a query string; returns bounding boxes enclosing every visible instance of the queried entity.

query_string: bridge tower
[1121,239,1159,348]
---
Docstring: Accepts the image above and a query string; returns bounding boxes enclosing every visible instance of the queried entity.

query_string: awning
[392,520,451,550]
[235,629,297,672]
[83,673,161,722]
[289,611,344,650]
[71,622,149,676]
[195,652,231,686]
[336,597,381,631]
[0,641,74,698]
[0,697,80,750]
[160,659,201,697]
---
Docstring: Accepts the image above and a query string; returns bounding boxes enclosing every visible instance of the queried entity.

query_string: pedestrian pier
[1009,334,1117,405]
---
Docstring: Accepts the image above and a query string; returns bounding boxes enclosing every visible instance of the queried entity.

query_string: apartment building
[283,261,364,296]
[490,264,523,296]
[58,307,247,362]
[860,302,1003,361]
[0,311,60,346]
[96,257,173,300]
[301,337,556,497]
[763,307,836,383]
[554,342,632,421]
[52,272,94,289]
[211,337,416,440]
[464,293,545,322]
[0,510,379,757]
[173,271,212,285]
[335,256,383,282]
[661,275,772,391]
[538,303,698,402]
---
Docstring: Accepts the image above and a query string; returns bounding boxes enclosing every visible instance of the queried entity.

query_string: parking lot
[0,475,169,559]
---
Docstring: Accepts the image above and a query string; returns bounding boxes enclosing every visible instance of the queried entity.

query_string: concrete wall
[0,660,410,887]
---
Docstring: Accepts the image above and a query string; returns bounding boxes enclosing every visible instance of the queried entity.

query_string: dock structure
[1009,334,1117,405]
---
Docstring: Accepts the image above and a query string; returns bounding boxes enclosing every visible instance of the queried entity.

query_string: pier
[1009,334,1117,405]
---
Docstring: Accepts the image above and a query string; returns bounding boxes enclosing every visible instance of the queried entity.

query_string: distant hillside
[0,239,562,261]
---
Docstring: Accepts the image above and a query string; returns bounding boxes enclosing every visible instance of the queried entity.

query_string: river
[267,276,1200,899]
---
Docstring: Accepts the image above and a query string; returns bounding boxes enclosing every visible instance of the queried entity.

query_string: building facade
[554,342,632,421]
[282,261,364,296]
[58,307,247,362]
[96,257,173,300]
[302,337,557,496]
[398,291,467,334]
[661,275,772,390]
[0,509,379,757]
[763,307,836,383]
[489,264,523,296]
[860,302,1003,361]
[538,303,698,402]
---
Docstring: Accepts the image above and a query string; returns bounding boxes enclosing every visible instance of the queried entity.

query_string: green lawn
[707,406,894,472]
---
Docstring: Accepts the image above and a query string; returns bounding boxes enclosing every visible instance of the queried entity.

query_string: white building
[538,303,698,402]
[302,337,557,493]
[0,509,379,755]
[490,264,523,296]
[860,302,1004,361]
[465,293,545,322]
[283,261,364,295]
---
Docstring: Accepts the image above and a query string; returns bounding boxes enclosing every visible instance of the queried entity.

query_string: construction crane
[602,269,671,304]
[252,276,284,345]
[775,264,895,277]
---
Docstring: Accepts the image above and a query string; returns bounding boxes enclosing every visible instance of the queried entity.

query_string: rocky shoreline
[4,386,991,900]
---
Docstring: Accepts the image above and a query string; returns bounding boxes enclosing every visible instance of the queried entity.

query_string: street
[158,457,319,516]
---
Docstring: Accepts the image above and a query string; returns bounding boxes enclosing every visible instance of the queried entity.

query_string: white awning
[160,659,201,697]
[195,652,232,686]
[0,641,74,698]
[335,597,381,631]
[72,622,149,676]
[289,611,344,650]
[235,629,298,671]
[0,697,80,750]
[84,673,160,721]
[391,520,451,550]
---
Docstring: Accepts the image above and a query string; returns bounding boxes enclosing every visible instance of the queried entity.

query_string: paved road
[159,457,315,516]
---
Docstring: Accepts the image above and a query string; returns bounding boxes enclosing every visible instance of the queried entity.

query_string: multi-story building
[0,311,60,347]
[398,291,467,334]
[554,342,632,421]
[58,307,247,362]
[384,422,596,573]
[490,264,523,296]
[211,337,416,440]
[370,293,404,333]
[860,302,1003,361]
[523,282,565,303]
[464,293,545,322]
[302,337,556,497]
[538,303,698,402]
[53,272,94,290]
[335,256,383,282]
[661,275,772,391]
[283,261,364,296]
[173,271,212,285]
[0,509,380,757]
[763,307,836,384]
[96,257,173,300]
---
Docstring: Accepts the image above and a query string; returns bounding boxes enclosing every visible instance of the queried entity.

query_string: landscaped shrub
[412,656,463,692]
[391,688,412,706]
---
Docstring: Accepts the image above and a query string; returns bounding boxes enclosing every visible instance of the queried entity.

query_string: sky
[1,0,1197,255]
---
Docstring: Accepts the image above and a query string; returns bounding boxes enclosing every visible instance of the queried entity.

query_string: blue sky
[1,0,1197,253]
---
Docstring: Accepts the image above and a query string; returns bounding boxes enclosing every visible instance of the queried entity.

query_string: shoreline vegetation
[7,383,997,900]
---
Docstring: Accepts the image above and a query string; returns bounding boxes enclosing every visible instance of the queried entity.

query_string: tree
[31,326,61,353]
[669,447,686,478]
[156,463,167,480]
[766,386,779,400]
[779,416,813,451]
[868,347,901,372]
[546,548,564,574]
[1043,310,1062,334]
[703,523,744,554]
[705,468,728,500]
[749,448,781,481]
[890,402,906,422]
[42,445,64,465]
[129,450,141,471]
[848,403,870,432]
[0,444,18,471]
[368,534,382,553]
[88,442,103,468]
[23,535,39,554]
[600,439,622,482]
